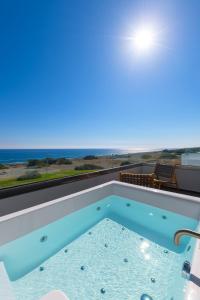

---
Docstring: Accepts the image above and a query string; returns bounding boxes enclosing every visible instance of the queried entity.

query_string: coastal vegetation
[162,147,200,155]
[17,170,41,181]
[141,154,152,159]
[75,164,103,170]
[120,161,132,166]
[0,164,8,169]
[160,153,178,159]
[56,158,72,165]
[27,157,72,167]
[83,155,98,160]
[0,169,96,188]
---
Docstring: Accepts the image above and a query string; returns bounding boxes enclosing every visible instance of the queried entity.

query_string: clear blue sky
[0,0,199,150]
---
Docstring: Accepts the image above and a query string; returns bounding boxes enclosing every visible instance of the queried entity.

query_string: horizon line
[0,145,199,150]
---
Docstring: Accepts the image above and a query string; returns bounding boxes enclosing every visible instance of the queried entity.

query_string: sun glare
[133,26,156,52]
[126,24,159,56]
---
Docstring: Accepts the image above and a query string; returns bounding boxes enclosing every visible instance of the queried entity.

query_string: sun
[131,25,158,54]
[123,21,165,61]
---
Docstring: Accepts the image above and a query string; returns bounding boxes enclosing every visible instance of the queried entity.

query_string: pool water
[12,218,191,300]
[0,195,198,300]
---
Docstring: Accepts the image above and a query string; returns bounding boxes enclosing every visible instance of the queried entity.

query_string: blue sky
[0,0,199,150]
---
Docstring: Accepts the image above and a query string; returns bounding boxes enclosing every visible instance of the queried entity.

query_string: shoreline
[0,148,159,165]
[0,149,160,166]
[0,149,179,182]
[0,147,199,186]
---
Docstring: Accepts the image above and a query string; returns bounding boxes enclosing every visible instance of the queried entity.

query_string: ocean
[0,149,134,164]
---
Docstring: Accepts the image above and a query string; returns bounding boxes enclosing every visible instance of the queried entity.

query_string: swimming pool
[0,181,200,300]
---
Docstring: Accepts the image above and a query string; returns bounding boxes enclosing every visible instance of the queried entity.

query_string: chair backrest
[119,172,153,187]
[154,163,176,181]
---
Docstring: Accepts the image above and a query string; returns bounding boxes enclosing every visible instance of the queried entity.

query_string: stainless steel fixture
[174,229,200,245]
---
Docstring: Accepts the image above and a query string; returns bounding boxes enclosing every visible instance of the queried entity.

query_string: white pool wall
[113,181,200,219]
[0,181,200,247]
[0,182,113,246]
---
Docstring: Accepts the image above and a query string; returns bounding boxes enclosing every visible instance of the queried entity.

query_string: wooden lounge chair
[119,163,177,189]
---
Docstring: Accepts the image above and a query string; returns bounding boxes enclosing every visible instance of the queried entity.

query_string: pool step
[0,262,15,300]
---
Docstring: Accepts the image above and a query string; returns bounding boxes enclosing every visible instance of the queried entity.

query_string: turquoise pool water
[0,195,198,300]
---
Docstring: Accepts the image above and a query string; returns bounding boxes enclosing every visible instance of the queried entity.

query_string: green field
[0,169,96,189]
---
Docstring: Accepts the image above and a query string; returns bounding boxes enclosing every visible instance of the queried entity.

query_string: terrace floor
[161,186,200,198]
